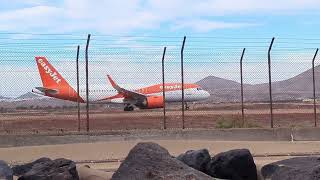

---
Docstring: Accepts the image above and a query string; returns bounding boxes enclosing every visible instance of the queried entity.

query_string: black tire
[124,106,134,111]
[128,106,134,111]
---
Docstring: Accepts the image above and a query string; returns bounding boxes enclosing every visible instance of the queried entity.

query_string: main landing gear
[124,104,134,111]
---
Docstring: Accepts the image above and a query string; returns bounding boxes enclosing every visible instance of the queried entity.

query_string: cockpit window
[196,87,202,90]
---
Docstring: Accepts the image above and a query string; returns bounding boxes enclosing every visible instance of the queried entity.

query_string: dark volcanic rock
[176,149,211,172]
[261,157,320,180]
[0,160,13,180]
[112,142,214,180]
[12,157,51,176]
[206,149,257,180]
[18,158,79,180]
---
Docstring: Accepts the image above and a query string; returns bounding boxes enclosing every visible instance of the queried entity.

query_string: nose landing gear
[185,102,190,110]
[124,104,134,111]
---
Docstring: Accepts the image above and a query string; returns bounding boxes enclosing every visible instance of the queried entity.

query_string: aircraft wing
[107,75,146,100]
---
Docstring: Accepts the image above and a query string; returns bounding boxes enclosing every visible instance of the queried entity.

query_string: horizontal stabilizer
[35,87,59,95]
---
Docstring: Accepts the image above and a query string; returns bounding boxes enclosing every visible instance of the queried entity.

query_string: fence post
[76,45,81,132]
[240,48,246,127]
[181,36,186,129]
[162,47,167,129]
[85,34,91,132]
[312,48,319,127]
[268,37,275,128]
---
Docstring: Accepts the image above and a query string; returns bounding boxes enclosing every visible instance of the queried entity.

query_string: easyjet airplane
[32,57,210,111]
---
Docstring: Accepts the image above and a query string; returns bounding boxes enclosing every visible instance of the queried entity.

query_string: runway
[1,140,319,166]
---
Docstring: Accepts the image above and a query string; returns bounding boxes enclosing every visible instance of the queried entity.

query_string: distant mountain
[0,95,10,100]
[196,65,320,103]
[196,76,247,102]
[0,96,78,109]
[252,65,320,99]
[15,92,42,100]
[196,76,242,90]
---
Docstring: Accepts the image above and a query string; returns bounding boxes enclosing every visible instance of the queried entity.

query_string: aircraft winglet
[106,75,146,99]
[107,75,121,92]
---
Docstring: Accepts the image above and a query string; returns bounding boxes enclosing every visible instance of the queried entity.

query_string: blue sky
[1,0,320,97]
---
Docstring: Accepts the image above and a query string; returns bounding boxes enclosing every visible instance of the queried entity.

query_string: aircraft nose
[203,90,210,99]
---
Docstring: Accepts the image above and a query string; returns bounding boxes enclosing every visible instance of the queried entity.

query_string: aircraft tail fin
[35,56,68,88]
[35,56,83,102]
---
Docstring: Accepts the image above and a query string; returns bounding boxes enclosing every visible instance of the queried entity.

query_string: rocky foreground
[0,142,319,180]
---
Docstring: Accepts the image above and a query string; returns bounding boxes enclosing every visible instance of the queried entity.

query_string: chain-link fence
[0,33,319,134]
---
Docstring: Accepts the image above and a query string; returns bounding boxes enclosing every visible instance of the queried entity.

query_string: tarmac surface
[1,140,320,169]
[1,128,320,180]
[1,128,320,179]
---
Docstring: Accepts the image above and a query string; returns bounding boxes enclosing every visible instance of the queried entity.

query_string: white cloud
[23,0,47,6]
[145,0,320,18]
[173,20,258,32]
[0,0,319,33]
[0,6,62,31]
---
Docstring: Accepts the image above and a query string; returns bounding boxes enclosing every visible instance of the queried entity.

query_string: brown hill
[0,95,10,100]
[196,76,251,102]
[15,92,41,100]
[196,76,243,90]
[197,65,320,103]
[252,65,320,101]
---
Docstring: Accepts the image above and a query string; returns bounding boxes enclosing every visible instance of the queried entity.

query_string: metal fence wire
[0,33,320,134]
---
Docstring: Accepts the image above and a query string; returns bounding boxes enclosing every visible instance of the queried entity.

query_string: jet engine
[136,96,164,109]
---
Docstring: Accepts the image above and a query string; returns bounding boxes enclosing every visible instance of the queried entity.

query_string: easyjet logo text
[159,84,182,90]
[37,58,61,84]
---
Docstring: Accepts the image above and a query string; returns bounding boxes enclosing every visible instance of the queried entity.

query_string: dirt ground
[0,102,318,133]
[1,102,318,178]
